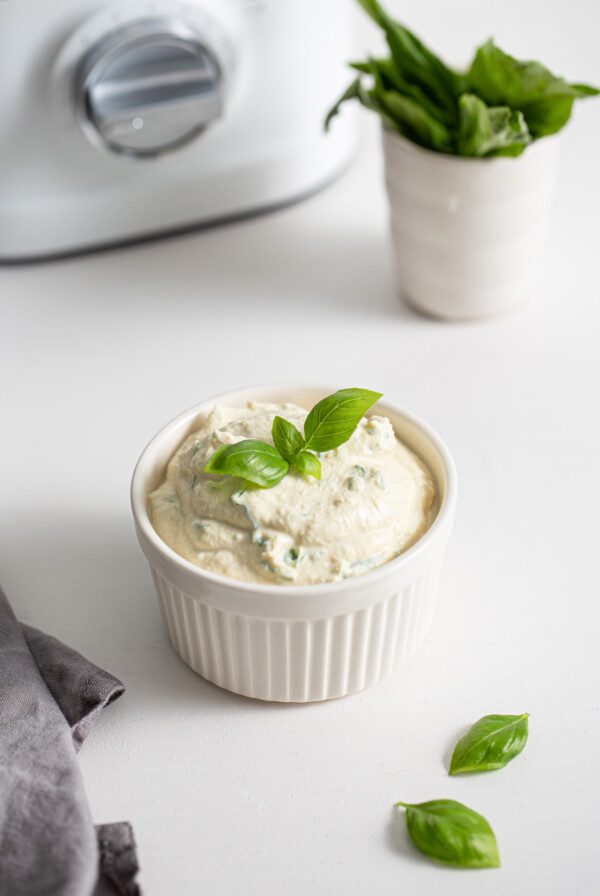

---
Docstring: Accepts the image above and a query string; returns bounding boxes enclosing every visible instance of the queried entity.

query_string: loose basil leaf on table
[291,450,322,481]
[303,388,382,452]
[204,440,289,489]
[272,416,305,462]
[449,713,529,775]
[396,799,500,868]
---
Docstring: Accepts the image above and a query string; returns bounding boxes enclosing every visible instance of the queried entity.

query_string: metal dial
[77,19,224,158]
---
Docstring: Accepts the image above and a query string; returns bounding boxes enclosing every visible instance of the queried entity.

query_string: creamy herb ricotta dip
[149,402,436,585]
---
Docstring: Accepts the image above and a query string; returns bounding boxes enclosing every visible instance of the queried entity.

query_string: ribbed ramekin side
[151,563,442,702]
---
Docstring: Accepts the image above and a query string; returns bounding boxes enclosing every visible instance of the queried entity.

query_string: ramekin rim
[130,383,458,597]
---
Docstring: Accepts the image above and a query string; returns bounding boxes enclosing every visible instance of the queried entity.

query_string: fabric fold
[22,624,125,751]
[0,584,140,896]
[97,823,141,896]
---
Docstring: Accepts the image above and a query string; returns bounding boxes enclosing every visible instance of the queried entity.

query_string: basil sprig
[449,713,529,775]
[396,799,500,868]
[326,0,598,157]
[203,388,382,489]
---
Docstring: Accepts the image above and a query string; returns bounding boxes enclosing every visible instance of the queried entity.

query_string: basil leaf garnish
[292,450,322,480]
[204,440,289,489]
[326,1,598,155]
[272,416,305,462]
[203,388,381,489]
[303,388,382,453]
[449,713,529,775]
[396,799,500,868]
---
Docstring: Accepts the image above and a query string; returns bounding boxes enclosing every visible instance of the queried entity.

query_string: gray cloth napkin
[0,584,141,896]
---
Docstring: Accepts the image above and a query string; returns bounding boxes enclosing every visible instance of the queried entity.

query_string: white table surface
[1,2,599,893]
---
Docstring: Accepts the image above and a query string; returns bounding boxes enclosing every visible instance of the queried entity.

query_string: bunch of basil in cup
[326,0,598,320]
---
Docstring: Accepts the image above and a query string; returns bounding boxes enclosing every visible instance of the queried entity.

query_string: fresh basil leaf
[203,440,288,489]
[324,78,362,131]
[325,76,404,134]
[396,799,500,868]
[366,57,453,151]
[360,88,411,134]
[571,83,600,97]
[272,416,305,462]
[449,713,529,775]
[291,450,322,480]
[352,58,455,126]
[467,40,599,137]
[356,0,463,117]
[519,95,579,139]
[303,388,382,453]
[375,86,454,152]
[327,60,454,142]
[457,93,530,157]
[485,106,530,156]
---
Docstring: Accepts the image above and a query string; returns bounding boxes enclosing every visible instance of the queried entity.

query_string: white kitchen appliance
[0,0,357,260]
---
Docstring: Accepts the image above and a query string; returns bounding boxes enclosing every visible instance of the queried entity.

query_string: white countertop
[2,3,600,893]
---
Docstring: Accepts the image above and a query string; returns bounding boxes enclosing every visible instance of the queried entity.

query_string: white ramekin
[131,385,457,702]
[382,128,559,320]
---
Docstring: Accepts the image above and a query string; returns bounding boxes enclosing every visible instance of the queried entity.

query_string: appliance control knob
[77,19,224,157]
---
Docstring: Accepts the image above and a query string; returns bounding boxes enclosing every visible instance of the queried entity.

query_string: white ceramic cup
[131,385,457,702]
[382,128,559,320]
